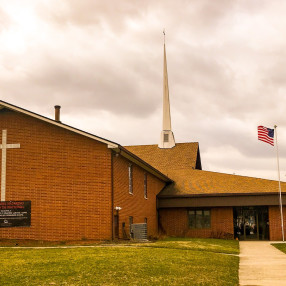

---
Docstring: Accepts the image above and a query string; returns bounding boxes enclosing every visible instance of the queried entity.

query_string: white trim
[0,101,118,149]
[1,130,20,201]
[0,101,171,183]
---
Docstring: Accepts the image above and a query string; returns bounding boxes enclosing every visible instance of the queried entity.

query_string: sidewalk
[239,241,286,286]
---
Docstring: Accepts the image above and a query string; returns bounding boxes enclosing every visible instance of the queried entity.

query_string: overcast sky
[1,0,286,181]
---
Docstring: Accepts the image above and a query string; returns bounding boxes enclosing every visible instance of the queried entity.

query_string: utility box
[130,223,148,241]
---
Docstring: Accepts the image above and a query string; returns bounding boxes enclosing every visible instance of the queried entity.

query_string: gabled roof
[0,100,172,183]
[159,169,286,197]
[0,100,118,148]
[125,142,202,177]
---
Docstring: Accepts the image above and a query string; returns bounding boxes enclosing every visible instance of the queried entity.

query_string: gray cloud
[38,0,147,31]
[1,0,286,180]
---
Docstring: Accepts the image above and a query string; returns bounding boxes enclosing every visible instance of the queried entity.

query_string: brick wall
[269,206,286,241]
[0,109,112,241]
[159,207,234,238]
[113,154,165,239]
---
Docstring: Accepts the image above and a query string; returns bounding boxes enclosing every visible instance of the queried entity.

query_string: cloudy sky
[1,0,286,181]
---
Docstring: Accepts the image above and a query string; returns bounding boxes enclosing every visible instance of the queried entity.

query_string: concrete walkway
[239,241,286,286]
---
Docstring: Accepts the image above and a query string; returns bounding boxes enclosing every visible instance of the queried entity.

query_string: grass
[143,237,240,254]
[0,238,239,286]
[272,243,286,254]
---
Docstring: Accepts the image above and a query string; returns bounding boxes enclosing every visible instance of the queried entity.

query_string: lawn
[272,243,286,254]
[0,238,239,286]
[144,237,239,254]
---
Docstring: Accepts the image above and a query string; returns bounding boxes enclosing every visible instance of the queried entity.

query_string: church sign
[0,201,31,228]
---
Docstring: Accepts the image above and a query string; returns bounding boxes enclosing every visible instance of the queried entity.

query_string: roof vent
[54,105,61,122]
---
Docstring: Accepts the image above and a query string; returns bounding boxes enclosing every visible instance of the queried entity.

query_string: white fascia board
[0,101,118,148]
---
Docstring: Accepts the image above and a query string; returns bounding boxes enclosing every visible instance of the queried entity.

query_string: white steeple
[159,32,175,149]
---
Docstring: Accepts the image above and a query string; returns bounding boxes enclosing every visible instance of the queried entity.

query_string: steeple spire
[159,31,175,149]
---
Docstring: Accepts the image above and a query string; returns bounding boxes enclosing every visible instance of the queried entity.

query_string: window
[164,133,169,142]
[144,173,147,199]
[128,164,133,194]
[188,209,211,229]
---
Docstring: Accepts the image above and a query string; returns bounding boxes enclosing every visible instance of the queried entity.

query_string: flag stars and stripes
[258,126,274,146]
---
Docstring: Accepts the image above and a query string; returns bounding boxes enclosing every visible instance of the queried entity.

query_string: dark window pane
[204,215,210,228]
[188,209,211,229]
[203,210,211,228]
[144,173,147,198]
[164,134,169,142]
[188,211,196,228]
[196,212,203,228]
[204,210,210,216]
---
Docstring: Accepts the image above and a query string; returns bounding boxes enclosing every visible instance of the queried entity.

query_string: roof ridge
[125,142,199,147]
[185,168,286,183]
[0,100,119,147]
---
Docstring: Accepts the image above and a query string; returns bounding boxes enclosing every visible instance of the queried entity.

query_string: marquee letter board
[0,201,31,228]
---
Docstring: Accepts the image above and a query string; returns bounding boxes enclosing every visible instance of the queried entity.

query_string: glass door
[242,208,258,240]
[234,206,269,240]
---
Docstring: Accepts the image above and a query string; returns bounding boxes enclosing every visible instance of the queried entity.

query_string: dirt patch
[0,239,107,247]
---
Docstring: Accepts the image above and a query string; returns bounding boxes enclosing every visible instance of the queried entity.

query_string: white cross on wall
[0,130,20,201]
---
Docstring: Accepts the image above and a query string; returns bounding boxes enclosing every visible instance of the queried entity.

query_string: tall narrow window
[144,173,147,199]
[128,164,133,194]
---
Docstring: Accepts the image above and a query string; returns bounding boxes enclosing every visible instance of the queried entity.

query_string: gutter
[158,191,286,199]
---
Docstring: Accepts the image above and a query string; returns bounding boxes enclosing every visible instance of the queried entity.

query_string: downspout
[156,195,159,235]
[111,150,114,241]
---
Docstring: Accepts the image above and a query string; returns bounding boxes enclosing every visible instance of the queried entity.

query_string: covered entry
[234,206,269,240]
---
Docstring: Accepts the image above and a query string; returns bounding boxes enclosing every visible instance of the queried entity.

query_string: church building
[0,100,171,241]
[0,42,285,242]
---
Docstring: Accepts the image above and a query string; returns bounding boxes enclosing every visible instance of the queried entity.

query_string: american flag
[258,126,274,146]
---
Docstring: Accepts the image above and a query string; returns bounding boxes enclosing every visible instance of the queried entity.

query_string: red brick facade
[269,206,286,241]
[0,109,165,241]
[159,207,234,238]
[1,106,285,242]
[113,154,165,239]
[159,206,286,241]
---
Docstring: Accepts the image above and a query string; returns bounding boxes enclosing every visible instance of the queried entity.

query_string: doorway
[114,214,119,239]
[233,206,269,240]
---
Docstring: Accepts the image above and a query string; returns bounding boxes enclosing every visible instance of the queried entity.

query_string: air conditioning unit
[130,223,148,241]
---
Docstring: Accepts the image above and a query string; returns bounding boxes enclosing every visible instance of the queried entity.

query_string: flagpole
[274,125,285,242]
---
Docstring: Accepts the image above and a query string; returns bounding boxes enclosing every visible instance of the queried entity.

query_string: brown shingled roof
[125,142,285,198]
[124,142,201,176]
[159,169,286,197]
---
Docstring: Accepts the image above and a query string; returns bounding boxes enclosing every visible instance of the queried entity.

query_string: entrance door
[114,215,119,239]
[242,208,258,240]
[234,206,269,240]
